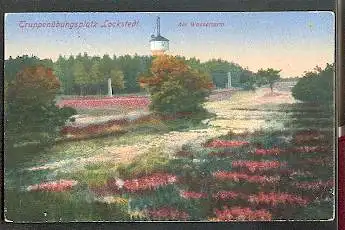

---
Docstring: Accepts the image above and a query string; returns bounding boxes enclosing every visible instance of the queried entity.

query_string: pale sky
[5,12,334,78]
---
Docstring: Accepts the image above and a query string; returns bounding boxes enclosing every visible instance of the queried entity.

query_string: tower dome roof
[150,35,169,42]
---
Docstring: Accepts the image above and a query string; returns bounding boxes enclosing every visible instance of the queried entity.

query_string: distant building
[150,16,169,56]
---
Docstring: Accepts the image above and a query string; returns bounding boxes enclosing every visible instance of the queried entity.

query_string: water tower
[150,16,169,56]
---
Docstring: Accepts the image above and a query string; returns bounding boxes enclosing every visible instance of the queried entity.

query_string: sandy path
[26,88,295,173]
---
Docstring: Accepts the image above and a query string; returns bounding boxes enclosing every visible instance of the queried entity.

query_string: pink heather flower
[254,148,283,156]
[147,207,189,220]
[205,140,250,148]
[180,190,208,199]
[213,171,280,184]
[213,206,272,221]
[293,180,334,191]
[248,192,308,206]
[232,160,286,173]
[121,173,177,192]
[26,179,78,192]
[212,191,245,200]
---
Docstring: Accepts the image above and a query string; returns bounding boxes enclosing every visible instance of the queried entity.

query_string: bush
[139,55,213,115]
[5,65,77,148]
[292,64,334,102]
[117,147,170,179]
[255,68,281,92]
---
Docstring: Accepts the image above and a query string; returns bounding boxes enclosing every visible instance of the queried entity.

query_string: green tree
[110,69,125,93]
[100,54,115,77]
[239,69,256,90]
[66,55,76,94]
[5,55,53,83]
[73,60,88,95]
[256,68,281,92]
[54,55,76,95]
[139,55,213,115]
[117,55,142,93]
[201,59,247,89]
[91,60,104,94]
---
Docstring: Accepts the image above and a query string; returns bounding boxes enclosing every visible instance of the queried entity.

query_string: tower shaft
[157,16,160,36]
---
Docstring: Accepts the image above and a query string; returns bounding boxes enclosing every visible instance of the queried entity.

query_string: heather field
[4,86,335,222]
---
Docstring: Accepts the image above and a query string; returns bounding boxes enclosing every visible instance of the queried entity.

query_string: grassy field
[4,88,334,222]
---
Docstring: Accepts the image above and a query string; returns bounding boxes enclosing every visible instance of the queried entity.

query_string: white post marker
[227,72,232,89]
[108,78,113,97]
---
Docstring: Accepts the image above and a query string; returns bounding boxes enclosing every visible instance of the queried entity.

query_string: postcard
[4,12,335,222]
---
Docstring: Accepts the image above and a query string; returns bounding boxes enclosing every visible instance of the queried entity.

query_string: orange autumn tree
[7,65,60,105]
[5,65,76,147]
[139,55,213,115]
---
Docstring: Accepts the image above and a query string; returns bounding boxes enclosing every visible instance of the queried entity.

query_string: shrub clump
[5,65,77,148]
[139,55,214,115]
[292,63,334,102]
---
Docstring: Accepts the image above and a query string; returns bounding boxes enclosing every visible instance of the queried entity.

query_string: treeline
[5,54,257,95]
[175,56,255,90]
